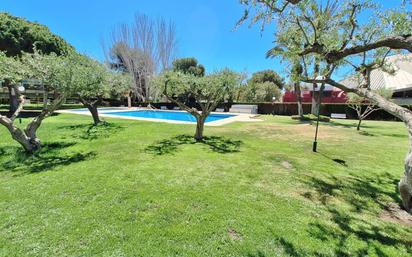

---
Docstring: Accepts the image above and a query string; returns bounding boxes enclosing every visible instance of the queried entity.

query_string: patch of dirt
[380,202,412,227]
[239,123,345,140]
[281,160,293,170]
[228,228,242,241]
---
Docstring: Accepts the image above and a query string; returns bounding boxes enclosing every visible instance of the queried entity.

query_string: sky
[0,0,402,80]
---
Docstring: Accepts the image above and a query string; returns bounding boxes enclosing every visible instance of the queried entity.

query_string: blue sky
[0,0,402,79]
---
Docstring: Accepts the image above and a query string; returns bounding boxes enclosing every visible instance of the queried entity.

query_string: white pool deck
[57,107,262,126]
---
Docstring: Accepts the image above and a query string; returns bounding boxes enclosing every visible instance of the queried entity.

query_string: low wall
[257,103,407,121]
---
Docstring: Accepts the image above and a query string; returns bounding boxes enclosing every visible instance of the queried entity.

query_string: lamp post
[312,78,325,153]
[272,96,276,116]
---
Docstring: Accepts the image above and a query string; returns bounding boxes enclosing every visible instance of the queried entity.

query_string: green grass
[0,114,411,256]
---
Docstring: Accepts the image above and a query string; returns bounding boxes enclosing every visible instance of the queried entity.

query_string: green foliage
[68,54,109,99]
[0,12,74,56]
[1,48,133,103]
[249,69,285,89]
[172,57,205,77]
[0,51,25,84]
[107,71,134,98]
[245,81,282,102]
[20,51,66,89]
[233,81,283,103]
[155,69,240,111]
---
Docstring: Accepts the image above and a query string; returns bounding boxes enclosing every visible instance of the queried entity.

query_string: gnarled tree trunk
[0,92,65,153]
[400,123,412,213]
[0,116,41,152]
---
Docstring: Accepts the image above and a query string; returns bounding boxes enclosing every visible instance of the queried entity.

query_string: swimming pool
[105,110,236,123]
[60,108,255,126]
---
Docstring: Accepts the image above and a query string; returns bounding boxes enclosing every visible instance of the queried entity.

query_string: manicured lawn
[0,114,411,256]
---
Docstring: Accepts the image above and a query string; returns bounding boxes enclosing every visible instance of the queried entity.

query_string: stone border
[57,108,262,126]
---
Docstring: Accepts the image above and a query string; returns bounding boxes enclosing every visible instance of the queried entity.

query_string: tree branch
[300,35,412,63]
[326,35,412,63]
[305,77,412,121]
[10,94,25,121]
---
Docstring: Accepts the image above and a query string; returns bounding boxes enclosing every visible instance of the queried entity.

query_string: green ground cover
[0,114,411,256]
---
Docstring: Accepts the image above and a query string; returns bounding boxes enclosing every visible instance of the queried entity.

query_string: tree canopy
[0,12,74,56]
[68,54,134,125]
[172,57,205,77]
[0,51,25,84]
[249,70,284,89]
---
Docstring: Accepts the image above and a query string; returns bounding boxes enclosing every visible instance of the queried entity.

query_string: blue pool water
[106,110,235,123]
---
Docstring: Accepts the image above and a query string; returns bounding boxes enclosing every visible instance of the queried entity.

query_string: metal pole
[313,84,325,152]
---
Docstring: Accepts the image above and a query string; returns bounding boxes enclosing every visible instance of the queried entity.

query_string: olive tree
[239,0,412,212]
[69,55,110,125]
[0,51,71,152]
[154,69,240,140]
[0,13,74,113]
[67,54,134,125]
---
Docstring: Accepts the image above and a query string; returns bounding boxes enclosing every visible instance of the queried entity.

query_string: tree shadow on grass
[307,206,412,256]
[301,172,401,212]
[358,131,408,139]
[57,122,124,140]
[292,172,412,256]
[325,121,408,139]
[0,141,96,174]
[145,135,242,155]
[326,120,376,129]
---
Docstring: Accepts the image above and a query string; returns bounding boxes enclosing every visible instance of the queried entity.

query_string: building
[283,84,347,103]
[339,54,412,105]
[283,54,412,105]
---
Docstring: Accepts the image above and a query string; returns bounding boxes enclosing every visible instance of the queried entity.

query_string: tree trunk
[87,105,101,126]
[13,130,41,153]
[0,117,41,153]
[312,84,325,116]
[400,140,412,213]
[194,116,206,141]
[294,82,304,118]
[127,95,132,108]
[311,85,318,115]
[357,118,362,131]
[6,83,19,116]
[79,98,101,126]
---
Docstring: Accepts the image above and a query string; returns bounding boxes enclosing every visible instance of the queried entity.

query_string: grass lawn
[0,114,411,256]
